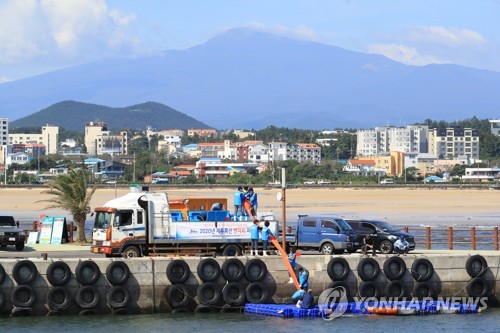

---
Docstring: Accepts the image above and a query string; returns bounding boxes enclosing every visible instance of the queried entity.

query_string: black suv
[345,219,415,254]
[0,216,26,251]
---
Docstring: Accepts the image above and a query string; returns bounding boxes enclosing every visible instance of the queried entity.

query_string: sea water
[1,309,499,333]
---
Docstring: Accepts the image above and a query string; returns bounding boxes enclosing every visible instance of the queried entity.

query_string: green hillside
[10,100,212,131]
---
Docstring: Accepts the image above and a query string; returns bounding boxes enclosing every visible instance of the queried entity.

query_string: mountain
[9,101,212,131]
[1,28,500,130]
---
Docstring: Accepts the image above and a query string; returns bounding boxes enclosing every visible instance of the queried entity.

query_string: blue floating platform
[244,301,480,319]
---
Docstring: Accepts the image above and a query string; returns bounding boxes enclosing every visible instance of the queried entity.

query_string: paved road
[0,243,100,259]
[1,242,498,260]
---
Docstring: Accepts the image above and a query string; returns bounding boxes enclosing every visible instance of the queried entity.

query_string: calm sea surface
[1,309,499,333]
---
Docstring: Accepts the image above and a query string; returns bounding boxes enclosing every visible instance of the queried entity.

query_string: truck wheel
[320,242,334,255]
[122,246,141,258]
[379,240,393,254]
[221,244,242,256]
[15,242,25,251]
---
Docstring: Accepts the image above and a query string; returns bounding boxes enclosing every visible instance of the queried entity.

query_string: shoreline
[1,186,499,226]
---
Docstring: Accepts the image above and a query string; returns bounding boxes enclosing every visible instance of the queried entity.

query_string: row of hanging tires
[166,258,271,312]
[325,255,493,300]
[0,260,132,316]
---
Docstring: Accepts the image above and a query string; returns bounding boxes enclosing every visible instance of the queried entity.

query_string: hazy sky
[1,0,499,83]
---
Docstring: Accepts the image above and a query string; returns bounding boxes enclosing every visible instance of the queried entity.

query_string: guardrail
[403,226,499,251]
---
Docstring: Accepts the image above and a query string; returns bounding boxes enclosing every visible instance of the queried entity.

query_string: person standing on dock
[248,187,258,215]
[261,220,272,256]
[233,186,245,220]
[298,267,309,290]
[250,219,261,256]
[288,247,297,283]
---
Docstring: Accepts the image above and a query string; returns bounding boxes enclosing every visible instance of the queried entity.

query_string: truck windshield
[0,216,16,227]
[335,219,354,232]
[94,212,112,229]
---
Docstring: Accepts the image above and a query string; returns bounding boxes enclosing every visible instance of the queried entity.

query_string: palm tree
[39,168,96,243]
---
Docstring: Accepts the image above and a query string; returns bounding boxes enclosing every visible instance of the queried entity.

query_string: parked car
[345,219,415,254]
[317,180,331,185]
[303,180,315,185]
[288,215,357,254]
[380,178,394,184]
[0,216,26,251]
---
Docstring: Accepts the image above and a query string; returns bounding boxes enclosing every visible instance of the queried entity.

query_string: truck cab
[294,215,356,254]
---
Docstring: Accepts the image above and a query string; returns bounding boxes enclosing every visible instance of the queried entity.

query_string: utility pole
[281,167,286,251]
[133,151,136,183]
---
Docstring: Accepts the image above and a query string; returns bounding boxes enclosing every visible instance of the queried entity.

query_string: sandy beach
[1,186,499,226]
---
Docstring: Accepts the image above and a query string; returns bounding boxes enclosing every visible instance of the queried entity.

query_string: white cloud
[0,77,13,84]
[368,43,449,66]
[0,0,141,71]
[406,26,485,47]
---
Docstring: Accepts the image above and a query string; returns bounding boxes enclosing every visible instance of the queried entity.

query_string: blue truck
[284,215,358,254]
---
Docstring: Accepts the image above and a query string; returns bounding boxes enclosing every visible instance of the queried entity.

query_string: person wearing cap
[362,234,376,257]
[394,236,410,256]
[298,267,309,290]
[299,288,315,309]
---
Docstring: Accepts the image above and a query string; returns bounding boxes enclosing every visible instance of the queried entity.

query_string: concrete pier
[0,246,498,316]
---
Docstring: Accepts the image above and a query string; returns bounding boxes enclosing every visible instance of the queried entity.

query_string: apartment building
[356,125,428,157]
[0,117,7,147]
[428,127,479,159]
[187,129,217,137]
[489,120,500,136]
[84,122,128,156]
[8,125,59,155]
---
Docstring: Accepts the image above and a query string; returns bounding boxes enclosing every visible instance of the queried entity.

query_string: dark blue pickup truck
[287,215,357,254]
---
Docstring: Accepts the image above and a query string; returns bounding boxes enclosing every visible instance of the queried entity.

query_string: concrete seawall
[0,251,498,316]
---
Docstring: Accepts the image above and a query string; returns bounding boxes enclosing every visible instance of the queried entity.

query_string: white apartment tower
[85,122,128,156]
[428,127,479,159]
[356,125,428,157]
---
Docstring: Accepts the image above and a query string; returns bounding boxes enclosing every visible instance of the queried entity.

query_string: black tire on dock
[167,284,191,309]
[465,255,488,278]
[385,280,410,300]
[327,257,350,281]
[467,276,490,298]
[357,258,380,281]
[0,290,4,309]
[222,282,246,306]
[245,259,267,282]
[171,307,190,314]
[46,310,63,316]
[46,286,72,311]
[106,286,130,308]
[327,281,352,300]
[11,285,36,308]
[46,261,72,286]
[197,258,221,282]
[412,282,437,300]
[197,282,223,306]
[12,260,38,284]
[166,260,191,284]
[245,282,269,304]
[106,261,131,286]
[358,281,380,298]
[78,309,97,316]
[411,259,434,282]
[76,285,100,309]
[111,308,130,315]
[221,259,245,282]
[75,260,101,285]
[0,264,6,285]
[383,257,407,281]
[194,304,219,313]
[11,307,33,317]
